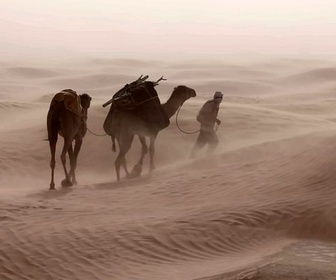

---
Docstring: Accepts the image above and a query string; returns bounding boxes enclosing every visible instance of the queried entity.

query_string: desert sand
[1,56,336,280]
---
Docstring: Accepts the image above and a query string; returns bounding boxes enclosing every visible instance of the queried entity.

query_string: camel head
[80,93,92,109]
[161,85,196,118]
[172,85,197,105]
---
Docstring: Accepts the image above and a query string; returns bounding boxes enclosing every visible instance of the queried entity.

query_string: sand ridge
[1,57,336,279]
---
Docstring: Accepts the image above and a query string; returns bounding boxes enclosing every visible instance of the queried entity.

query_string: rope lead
[175,106,200,135]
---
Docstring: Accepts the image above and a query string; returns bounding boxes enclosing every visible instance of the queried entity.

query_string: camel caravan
[47,76,196,190]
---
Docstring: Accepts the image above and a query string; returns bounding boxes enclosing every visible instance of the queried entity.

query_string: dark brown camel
[103,82,196,181]
[47,89,92,190]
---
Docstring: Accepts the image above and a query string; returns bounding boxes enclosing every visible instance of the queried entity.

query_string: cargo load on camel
[50,89,84,117]
[103,75,170,139]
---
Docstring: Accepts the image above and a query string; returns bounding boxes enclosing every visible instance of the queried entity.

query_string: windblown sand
[1,57,336,279]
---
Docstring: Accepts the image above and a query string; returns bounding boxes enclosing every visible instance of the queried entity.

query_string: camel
[47,89,92,190]
[103,78,196,181]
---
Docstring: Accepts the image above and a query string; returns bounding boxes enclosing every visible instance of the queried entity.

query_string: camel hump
[51,89,84,116]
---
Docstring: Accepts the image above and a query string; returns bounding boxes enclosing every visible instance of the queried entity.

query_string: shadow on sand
[27,186,74,200]
[28,174,152,200]
[90,174,152,191]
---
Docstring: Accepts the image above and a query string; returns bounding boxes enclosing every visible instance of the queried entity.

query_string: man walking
[190,91,223,158]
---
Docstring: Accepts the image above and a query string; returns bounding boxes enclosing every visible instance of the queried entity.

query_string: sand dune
[1,57,336,279]
[6,67,62,79]
[48,73,135,91]
[269,67,336,89]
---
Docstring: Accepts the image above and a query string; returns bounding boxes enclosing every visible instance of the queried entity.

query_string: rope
[87,105,213,137]
[87,126,107,137]
[175,106,200,134]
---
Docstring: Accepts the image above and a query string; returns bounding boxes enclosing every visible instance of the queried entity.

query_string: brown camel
[47,89,92,190]
[103,81,196,181]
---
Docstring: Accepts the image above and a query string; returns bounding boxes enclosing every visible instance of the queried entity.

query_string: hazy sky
[1,0,336,60]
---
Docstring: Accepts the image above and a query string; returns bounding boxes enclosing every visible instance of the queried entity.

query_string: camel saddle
[51,89,84,117]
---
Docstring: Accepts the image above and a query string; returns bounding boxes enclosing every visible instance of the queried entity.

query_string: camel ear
[81,93,92,101]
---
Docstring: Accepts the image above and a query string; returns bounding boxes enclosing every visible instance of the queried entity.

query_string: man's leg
[190,131,207,158]
[207,131,219,155]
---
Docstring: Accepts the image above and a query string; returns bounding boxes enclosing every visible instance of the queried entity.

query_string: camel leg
[130,135,148,178]
[120,156,129,178]
[115,151,129,181]
[67,144,75,183]
[115,132,133,181]
[61,137,73,187]
[71,137,83,185]
[148,135,157,174]
[47,110,58,190]
[49,138,57,190]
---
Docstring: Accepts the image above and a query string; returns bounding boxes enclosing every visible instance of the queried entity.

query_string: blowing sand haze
[1,57,336,279]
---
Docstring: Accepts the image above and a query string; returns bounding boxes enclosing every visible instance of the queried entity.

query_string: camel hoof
[49,186,56,190]
[129,164,142,178]
[61,179,73,188]
[127,173,140,179]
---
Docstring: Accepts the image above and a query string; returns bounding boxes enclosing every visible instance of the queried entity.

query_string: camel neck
[161,98,181,119]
